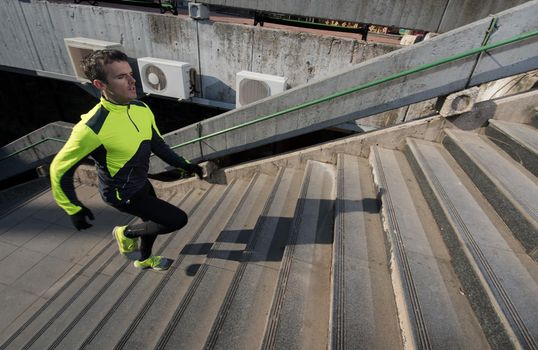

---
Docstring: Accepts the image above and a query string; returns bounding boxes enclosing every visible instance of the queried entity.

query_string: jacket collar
[100,96,131,112]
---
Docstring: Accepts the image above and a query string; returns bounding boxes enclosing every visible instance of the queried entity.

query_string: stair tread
[370,146,486,349]
[445,128,538,225]
[488,119,538,154]
[154,173,276,350]
[204,167,304,350]
[408,137,538,347]
[331,154,402,350]
[263,161,335,350]
[113,179,250,350]
[78,187,209,349]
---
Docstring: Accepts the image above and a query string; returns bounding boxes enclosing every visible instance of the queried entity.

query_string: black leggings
[114,181,188,260]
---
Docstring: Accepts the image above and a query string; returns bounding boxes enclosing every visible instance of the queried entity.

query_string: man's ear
[93,79,106,91]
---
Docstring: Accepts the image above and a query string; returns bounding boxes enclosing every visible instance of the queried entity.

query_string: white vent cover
[137,57,193,100]
[64,37,123,81]
[236,71,287,107]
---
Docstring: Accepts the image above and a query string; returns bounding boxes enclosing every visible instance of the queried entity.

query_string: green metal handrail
[2,27,537,162]
[170,27,538,150]
[0,137,66,161]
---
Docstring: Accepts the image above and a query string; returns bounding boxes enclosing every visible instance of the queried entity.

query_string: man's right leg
[113,183,188,270]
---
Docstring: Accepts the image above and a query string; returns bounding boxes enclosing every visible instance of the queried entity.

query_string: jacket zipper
[127,105,140,132]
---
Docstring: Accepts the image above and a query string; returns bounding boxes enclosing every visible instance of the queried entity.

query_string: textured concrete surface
[0,0,396,104]
[200,0,528,33]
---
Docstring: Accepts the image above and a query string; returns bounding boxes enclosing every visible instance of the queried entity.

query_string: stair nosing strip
[447,129,537,221]
[0,239,116,350]
[78,188,196,348]
[372,147,432,350]
[260,162,314,350]
[112,182,233,350]
[17,235,127,350]
[154,176,259,349]
[332,153,347,350]
[204,168,285,350]
[410,140,538,350]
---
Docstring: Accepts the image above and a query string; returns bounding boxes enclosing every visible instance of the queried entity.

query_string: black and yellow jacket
[50,97,189,215]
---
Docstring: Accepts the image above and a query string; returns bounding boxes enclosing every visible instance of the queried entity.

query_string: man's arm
[50,123,101,227]
[149,120,203,179]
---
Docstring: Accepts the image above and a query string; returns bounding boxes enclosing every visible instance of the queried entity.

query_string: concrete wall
[0,0,396,104]
[201,0,529,32]
[150,0,538,172]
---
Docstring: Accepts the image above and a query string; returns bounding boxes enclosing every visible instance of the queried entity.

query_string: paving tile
[22,223,75,255]
[31,200,68,224]
[0,247,45,285]
[0,217,51,247]
[11,255,76,296]
[77,238,114,268]
[30,184,99,226]
[0,240,18,261]
[49,231,103,264]
[41,263,86,299]
[0,295,47,344]
[0,286,42,335]
[0,191,53,234]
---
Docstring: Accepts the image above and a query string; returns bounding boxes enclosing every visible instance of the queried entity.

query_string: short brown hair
[81,49,129,82]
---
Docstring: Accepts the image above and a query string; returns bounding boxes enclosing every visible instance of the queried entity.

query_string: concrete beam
[154,1,538,172]
[0,122,73,182]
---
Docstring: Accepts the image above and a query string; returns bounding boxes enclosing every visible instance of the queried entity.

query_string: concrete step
[0,185,212,350]
[203,167,305,350]
[0,177,50,219]
[75,186,209,349]
[443,128,538,260]
[0,185,130,349]
[330,154,402,350]
[406,137,538,349]
[153,173,277,349]
[370,146,488,349]
[0,242,116,350]
[1,191,187,350]
[261,160,335,350]
[486,119,538,176]
[103,178,251,350]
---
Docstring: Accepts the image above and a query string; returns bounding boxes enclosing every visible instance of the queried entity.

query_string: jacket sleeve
[50,123,101,215]
[149,113,190,170]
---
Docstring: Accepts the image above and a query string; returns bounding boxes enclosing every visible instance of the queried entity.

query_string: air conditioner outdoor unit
[137,57,193,100]
[188,2,209,19]
[64,37,123,81]
[236,71,287,107]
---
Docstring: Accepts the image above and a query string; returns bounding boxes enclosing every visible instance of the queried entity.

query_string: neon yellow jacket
[50,97,189,215]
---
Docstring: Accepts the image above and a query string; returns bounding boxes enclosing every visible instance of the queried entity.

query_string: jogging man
[50,49,202,271]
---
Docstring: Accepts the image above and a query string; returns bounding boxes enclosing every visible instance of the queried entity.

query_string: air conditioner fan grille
[239,79,270,106]
[143,64,167,91]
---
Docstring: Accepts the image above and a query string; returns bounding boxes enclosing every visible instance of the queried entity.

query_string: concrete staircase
[0,115,537,349]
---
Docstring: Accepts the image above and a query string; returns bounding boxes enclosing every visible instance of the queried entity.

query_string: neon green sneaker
[133,256,173,271]
[112,226,138,255]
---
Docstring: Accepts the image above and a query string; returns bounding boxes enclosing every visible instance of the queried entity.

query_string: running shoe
[112,225,138,255]
[133,256,173,271]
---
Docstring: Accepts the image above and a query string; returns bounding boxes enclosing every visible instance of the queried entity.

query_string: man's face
[96,60,137,104]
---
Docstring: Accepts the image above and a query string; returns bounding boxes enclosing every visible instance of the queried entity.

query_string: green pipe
[171,28,538,150]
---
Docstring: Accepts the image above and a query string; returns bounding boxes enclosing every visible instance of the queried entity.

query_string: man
[50,49,202,271]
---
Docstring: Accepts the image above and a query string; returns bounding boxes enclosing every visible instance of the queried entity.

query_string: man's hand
[187,163,204,180]
[70,206,94,231]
